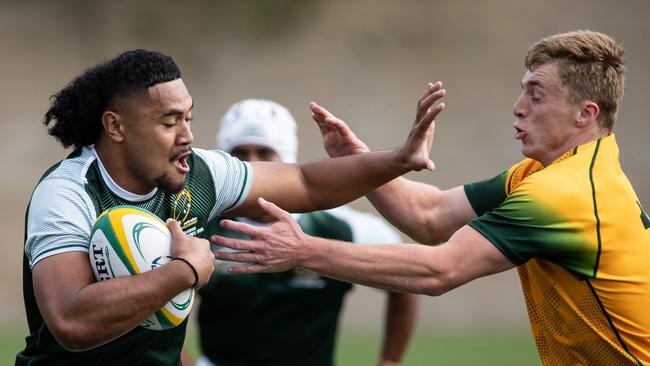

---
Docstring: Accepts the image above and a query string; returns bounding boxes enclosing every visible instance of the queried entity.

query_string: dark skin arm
[227,83,446,218]
[32,220,214,351]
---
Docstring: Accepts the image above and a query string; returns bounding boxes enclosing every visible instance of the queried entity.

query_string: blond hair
[525,30,625,130]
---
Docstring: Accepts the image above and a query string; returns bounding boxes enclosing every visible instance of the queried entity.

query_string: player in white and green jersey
[193,99,416,366]
[212,31,650,364]
[17,50,445,365]
[20,146,251,366]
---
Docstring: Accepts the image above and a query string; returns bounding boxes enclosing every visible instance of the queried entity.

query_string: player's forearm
[366,177,446,244]
[299,237,452,296]
[47,261,194,350]
[299,149,411,211]
[380,292,418,363]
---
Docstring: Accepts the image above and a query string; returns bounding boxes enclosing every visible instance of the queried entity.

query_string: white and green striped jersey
[18,145,252,366]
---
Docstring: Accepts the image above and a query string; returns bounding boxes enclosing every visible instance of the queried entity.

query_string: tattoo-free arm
[33,252,196,351]
[299,226,514,295]
[227,83,445,218]
[214,199,514,295]
[32,219,213,351]
[367,181,476,244]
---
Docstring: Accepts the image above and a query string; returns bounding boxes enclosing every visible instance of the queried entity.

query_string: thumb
[166,218,183,237]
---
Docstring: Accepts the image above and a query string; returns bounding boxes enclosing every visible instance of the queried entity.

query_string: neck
[95,141,152,195]
[541,127,609,166]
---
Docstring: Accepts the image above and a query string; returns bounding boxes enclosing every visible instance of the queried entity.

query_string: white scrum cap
[217,99,298,163]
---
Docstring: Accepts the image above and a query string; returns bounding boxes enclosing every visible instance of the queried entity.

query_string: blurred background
[1,0,649,364]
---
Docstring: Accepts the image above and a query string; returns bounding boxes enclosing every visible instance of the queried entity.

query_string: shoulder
[37,147,97,186]
[191,148,252,180]
[505,157,544,194]
[192,148,243,166]
[510,151,594,208]
[192,148,228,162]
[31,148,97,208]
[26,149,98,267]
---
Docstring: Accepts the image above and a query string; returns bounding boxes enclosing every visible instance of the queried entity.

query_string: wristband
[173,257,199,288]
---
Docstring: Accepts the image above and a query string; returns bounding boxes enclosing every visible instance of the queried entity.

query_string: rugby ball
[88,205,194,330]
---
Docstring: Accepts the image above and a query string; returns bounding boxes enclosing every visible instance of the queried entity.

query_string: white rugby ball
[88,205,194,330]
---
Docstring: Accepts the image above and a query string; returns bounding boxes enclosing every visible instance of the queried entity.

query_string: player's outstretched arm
[226,82,445,218]
[213,198,514,294]
[312,83,475,244]
[31,220,212,351]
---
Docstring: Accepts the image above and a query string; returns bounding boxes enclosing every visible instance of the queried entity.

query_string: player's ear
[575,100,600,128]
[102,111,126,142]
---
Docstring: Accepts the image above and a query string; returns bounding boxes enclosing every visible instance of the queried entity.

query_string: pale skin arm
[368,182,475,244]
[32,219,214,351]
[227,82,446,218]
[377,292,418,366]
[311,95,476,244]
[213,199,514,296]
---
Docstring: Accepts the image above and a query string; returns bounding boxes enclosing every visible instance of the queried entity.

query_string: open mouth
[172,150,191,173]
[514,125,526,140]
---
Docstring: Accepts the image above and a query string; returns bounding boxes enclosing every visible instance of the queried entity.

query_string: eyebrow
[521,79,543,89]
[162,100,194,118]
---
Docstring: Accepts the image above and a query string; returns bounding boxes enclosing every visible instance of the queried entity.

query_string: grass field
[335,328,540,366]
[3,324,540,365]
[183,325,540,366]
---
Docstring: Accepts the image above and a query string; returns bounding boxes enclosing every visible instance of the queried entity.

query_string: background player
[193,99,417,366]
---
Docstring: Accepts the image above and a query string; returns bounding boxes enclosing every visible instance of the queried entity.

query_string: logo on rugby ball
[151,255,173,269]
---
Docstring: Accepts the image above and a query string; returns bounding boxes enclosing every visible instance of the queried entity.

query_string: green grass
[4,323,540,366]
[0,324,27,365]
[335,328,540,366]
[183,324,539,366]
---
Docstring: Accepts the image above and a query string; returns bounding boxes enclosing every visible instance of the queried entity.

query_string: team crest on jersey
[173,188,192,222]
[173,188,203,236]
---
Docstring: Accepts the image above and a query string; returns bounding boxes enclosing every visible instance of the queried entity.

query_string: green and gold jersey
[465,134,650,365]
[17,146,252,366]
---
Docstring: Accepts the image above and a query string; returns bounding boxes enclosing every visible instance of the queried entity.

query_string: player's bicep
[32,252,96,331]
[437,186,477,234]
[414,185,476,244]
[227,161,312,217]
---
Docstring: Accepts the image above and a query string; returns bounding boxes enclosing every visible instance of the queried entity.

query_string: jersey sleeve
[193,149,254,221]
[463,170,509,216]
[325,206,401,244]
[468,181,597,278]
[26,177,97,268]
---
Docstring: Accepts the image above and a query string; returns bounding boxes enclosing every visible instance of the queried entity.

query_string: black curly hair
[44,49,182,149]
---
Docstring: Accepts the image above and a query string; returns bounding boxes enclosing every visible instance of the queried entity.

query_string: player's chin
[156,172,186,194]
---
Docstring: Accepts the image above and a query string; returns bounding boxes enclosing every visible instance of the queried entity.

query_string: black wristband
[173,257,199,288]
